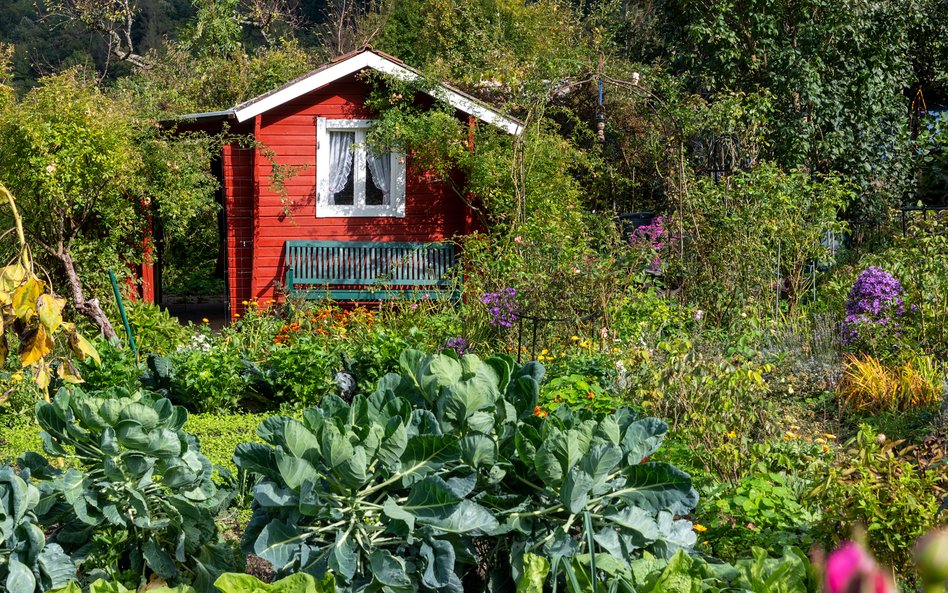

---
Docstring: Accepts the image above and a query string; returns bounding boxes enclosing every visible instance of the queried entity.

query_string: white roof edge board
[232,52,522,135]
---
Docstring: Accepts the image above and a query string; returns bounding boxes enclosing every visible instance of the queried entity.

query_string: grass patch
[0,412,266,474]
[186,412,268,474]
[0,419,42,465]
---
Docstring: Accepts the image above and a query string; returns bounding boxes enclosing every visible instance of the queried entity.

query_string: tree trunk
[57,249,118,340]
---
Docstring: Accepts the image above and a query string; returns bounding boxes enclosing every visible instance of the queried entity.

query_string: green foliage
[0,465,76,593]
[0,419,41,465]
[540,374,623,415]
[641,340,777,484]
[184,413,267,477]
[518,546,817,593]
[260,336,338,408]
[661,0,920,218]
[373,0,582,89]
[213,572,335,593]
[699,472,818,561]
[73,339,141,393]
[0,70,217,334]
[124,301,190,356]
[168,343,253,412]
[26,387,235,591]
[811,424,946,576]
[236,349,698,592]
[824,214,948,358]
[669,164,851,324]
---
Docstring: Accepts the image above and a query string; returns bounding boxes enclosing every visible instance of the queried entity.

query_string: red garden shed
[174,48,521,319]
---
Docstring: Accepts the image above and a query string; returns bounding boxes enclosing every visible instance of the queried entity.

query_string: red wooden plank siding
[223,144,254,318]
[248,72,473,305]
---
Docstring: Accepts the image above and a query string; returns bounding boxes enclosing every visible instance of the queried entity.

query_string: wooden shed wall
[245,72,473,307]
[222,145,255,317]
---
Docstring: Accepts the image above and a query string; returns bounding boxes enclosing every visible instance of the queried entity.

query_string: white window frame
[316,118,407,218]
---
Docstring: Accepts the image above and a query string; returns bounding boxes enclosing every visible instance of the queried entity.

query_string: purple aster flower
[842,267,907,345]
[442,337,469,356]
[481,288,518,328]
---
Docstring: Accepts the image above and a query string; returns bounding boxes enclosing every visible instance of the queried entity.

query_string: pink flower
[514,236,522,244]
[825,542,896,593]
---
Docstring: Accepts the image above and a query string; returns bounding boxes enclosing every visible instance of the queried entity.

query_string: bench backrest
[285,241,456,287]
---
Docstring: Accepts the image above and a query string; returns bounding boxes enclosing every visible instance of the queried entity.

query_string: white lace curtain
[328,132,354,204]
[366,151,391,205]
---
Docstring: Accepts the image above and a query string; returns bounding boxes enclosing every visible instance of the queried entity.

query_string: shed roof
[179,48,523,135]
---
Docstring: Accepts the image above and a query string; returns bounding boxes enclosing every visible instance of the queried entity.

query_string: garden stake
[108,269,139,361]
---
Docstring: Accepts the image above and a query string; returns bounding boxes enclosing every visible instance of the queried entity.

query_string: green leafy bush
[73,339,140,393]
[236,349,698,592]
[260,336,338,408]
[0,466,76,593]
[124,301,190,355]
[699,472,818,561]
[811,424,946,576]
[25,387,235,591]
[539,374,623,415]
[669,164,850,324]
[169,344,252,412]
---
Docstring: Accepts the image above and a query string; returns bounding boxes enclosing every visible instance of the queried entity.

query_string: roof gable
[230,50,522,135]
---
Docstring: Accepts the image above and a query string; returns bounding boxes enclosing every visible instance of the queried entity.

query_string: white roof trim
[232,52,522,135]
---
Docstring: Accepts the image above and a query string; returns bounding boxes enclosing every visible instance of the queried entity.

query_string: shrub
[641,339,777,484]
[25,386,235,591]
[668,163,850,324]
[539,373,623,415]
[811,425,946,577]
[259,336,338,407]
[124,300,191,355]
[169,343,252,412]
[235,349,699,592]
[73,338,141,393]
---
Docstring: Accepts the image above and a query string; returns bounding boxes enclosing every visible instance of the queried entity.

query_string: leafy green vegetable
[0,466,76,593]
[237,349,700,592]
[24,386,235,592]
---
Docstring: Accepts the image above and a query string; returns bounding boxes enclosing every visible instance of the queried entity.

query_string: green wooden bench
[284,240,458,300]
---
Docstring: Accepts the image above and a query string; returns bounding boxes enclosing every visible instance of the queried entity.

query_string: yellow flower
[234,313,241,318]
[570,336,579,341]
[785,431,799,439]
[11,372,23,382]
[815,438,826,444]
[201,318,209,323]
[693,524,707,533]
[537,355,546,361]
[726,431,737,439]
[821,444,830,453]
[824,433,837,440]
[540,349,548,355]
[242,300,249,305]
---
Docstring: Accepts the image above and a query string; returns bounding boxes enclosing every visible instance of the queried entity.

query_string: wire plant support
[515,309,605,364]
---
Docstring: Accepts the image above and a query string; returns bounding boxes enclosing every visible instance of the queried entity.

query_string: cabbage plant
[0,466,75,593]
[22,387,234,592]
[237,350,699,593]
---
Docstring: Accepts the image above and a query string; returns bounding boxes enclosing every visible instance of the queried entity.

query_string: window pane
[365,151,390,206]
[328,131,355,205]
[334,166,355,205]
[365,178,384,205]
